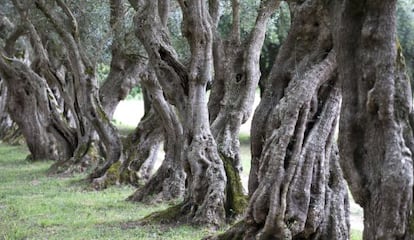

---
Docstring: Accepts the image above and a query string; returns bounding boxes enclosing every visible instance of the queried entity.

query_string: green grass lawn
[0,144,212,240]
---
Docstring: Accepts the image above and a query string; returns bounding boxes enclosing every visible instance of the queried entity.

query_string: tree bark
[179,0,228,226]
[129,0,227,225]
[127,70,185,203]
[0,3,76,161]
[215,1,349,239]
[91,89,164,190]
[335,1,414,239]
[208,0,280,217]
[33,0,122,178]
[99,0,145,120]
[0,55,65,161]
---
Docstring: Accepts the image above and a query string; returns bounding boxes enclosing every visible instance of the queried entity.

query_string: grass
[0,144,212,240]
[351,229,363,240]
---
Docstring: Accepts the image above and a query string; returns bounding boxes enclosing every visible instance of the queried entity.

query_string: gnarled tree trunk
[335,0,414,239]
[127,70,185,203]
[214,1,349,239]
[0,3,75,161]
[129,0,227,225]
[0,54,72,161]
[31,0,122,177]
[91,88,164,190]
[208,0,280,217]
[99,0,145,120]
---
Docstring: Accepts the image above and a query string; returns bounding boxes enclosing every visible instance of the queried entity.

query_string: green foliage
[350,229,362,240]
[69,0,112,64]
[126,86,143,100]
[0,144,213,239]
[238,132,250,145]
[97,63,110,83]
[168,3,190,61]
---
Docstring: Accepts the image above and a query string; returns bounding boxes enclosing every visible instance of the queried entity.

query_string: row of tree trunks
[335,0,414,239]
[29,0,122,177]
[3,0,413,238]
[90,0,163,190]
[214,0,349,239]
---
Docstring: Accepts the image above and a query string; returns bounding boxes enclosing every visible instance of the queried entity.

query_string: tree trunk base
[127,166,184,203]
[139,203,187,225]
[47,142,102,175]
[0,123,24,145]
[138,200,224,228]
[203,221,246,240]
[90,161,145,190]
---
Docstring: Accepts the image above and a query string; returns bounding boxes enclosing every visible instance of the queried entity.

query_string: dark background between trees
[1,0,414,239]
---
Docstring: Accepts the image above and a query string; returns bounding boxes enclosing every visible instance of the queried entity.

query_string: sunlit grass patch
[0,143,209,239]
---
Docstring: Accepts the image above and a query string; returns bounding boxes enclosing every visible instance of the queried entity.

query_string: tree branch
[231,0,240,43]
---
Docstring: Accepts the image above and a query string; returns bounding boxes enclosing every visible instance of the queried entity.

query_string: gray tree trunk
[122,104,163,185]
[207,0,280,217]
[129,0,227,225]
[89,0,161,190]
[0,55,73,161]
[91,89,164,190]
[335,1,414,239]
[127,70,185,203]
[33,0,122,178]
[99,0,145,120]
[214,1,349,239]
[0,4,76,161]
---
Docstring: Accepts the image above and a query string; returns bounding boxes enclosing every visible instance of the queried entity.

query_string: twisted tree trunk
[335,0,414,239]
[89,0,160,190]
[208,0,280,217]
[129,0,227,225]
[91,89,164,190]
[0,3,75,161]
[214,1,349,239]
[127,70,185,203]
[99,0,145,120]
[33,0,122,177]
